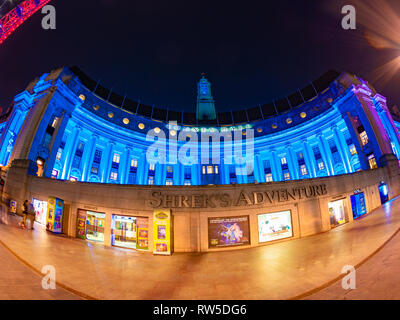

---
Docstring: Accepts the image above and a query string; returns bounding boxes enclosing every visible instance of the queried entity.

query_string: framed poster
[208,216,250,248]
[153,209,171,255]
[258,211,293,243]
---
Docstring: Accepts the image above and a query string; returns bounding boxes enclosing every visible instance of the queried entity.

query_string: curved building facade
[1,67,400,253]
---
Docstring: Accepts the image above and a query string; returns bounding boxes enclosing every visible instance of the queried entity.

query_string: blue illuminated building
[0,67,399,186]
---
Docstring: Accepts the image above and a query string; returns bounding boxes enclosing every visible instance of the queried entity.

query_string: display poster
[328,200,347,227]
[137,217,149,250]
[32,199,48,225]
[258,211,293,243]
[208,216,250,248]
[153,209,171,255]
[10,200,17,214]
[46,197,64,234]
[76,209,87,239]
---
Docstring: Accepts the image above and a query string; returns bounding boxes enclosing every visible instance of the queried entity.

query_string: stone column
[287,145,299,180]
[62,125,81,180]
[81,134,98,182]
[317,133,332,176]
[332,125,350,174]
[100,141,115,183]
[119,146,131,185]
[301,139,316,178]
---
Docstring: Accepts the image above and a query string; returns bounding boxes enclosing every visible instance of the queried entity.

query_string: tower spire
[196,75,216,121]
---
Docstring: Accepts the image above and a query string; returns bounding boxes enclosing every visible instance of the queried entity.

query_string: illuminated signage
[148,184,328,209]
[153,209,172,255]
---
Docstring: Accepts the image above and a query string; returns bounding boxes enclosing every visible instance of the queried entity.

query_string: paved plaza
[1,198,400,300]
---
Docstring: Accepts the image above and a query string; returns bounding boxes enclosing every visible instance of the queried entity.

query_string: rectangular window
[70,176,78,182]
[284,172,291,181]
[207,165,214,174]
[110,171,118,180]
[184,166,191,179]
[128,172,136,184]
[318,161,325,171]
[300,165,308,176]
[148,176,154,185]
[202,166,206,175]
[56,148,63,161]
[281,157,287,165]
[214,165,219,175]
[349,144,357,156]
[51,117,59,128]
[51,169,59,179]
[265,173,273,182]
[130,158,138,168]
[360,131,369,146]
[166,165,173,179]
[149,163,155,171]
[91,166,98,175]
[166,179,173,186]
[184,180,191,186]
[112,153,120,164]
[368,154,377,169]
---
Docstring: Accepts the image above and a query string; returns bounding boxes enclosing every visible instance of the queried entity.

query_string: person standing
[27,201,35,230]
[19,200,29,229]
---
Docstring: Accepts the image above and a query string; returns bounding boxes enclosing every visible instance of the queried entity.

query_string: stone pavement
[1,197,400,300]
[0,240,80,300]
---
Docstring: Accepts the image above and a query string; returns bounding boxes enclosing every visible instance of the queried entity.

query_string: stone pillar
[302,139,316,178]
[317,133,333,176]
[332,125,350,174]
[119,146,131,185]
[287,145,299,180]
[82,134,99,182]
[342,112,369,170]
[62,126,81,180]
[100,141,114,183]
[271,149,282,181]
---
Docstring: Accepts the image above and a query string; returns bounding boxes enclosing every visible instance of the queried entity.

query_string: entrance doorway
[76,209,105,243]
[378,182,389,205]
[328,199,348,228]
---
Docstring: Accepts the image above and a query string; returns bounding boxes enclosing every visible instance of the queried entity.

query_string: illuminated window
[112,153,120,164]
[318,161,325,171]
[214,165,219,174]
[349,144,357,156]
[368,154,377,169]
[149,163,155,171]
[167,165,173,173]
[298,152,304,160]
[207,166,214,174]
[300,165,308,176]
[148,176,154,185]
[110,171,118,180]
[284,172,291,181]
[130,158,138,168]
[166,179,173,186]
[360,131,369,146]
[70,176,78,182]
[184,180,191,186]
[51,117,59,128]
[265,173,273,182]
[281,157,287,165]
[51,169,59,179]
[56,148,63,161]
[202,166,206,174]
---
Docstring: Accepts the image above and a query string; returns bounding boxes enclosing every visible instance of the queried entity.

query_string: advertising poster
[258,211,293,243]
[76,209,87,239]
[46,197,64,234]
[153,209,171,255]
[208,216,250,248]
[137,217,149,250]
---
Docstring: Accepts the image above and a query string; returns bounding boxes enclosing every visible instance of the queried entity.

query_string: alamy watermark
[41,265,56,290]
[341,5,356,30]
[341,265,356,290]
[41,5,56,30]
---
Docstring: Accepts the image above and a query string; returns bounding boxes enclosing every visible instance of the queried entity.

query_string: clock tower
[196,75,217,121]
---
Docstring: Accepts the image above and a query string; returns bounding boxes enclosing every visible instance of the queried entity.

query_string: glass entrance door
[86,211,105,242]
[111,215,137,249]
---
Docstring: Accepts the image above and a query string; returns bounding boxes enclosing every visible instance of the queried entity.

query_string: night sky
[1,0,400,113]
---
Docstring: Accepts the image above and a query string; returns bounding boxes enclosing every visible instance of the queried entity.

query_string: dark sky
[1,0,400,113]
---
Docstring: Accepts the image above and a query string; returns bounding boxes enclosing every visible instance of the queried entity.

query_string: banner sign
[153,209,172,255]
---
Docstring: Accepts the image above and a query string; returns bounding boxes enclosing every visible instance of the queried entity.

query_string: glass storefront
[76,209,105,243]
[378,182,389,204]
[328,199,348,228]
[86,211,105,242]
[111,215,149,250]
[32,199,48,225]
